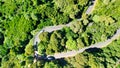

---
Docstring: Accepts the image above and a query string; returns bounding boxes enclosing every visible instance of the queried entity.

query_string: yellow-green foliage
[1,0,120,68]
[25,39,34,56]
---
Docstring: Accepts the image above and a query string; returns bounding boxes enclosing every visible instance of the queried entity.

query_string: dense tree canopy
[0,0,120,68]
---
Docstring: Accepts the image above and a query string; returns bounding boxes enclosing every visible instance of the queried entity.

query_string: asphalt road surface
[32,0,120,59]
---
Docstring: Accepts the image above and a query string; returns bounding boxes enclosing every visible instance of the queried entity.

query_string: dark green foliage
[1,54,26,68]
[89,38,120,68]
[0,0,120,68]
[44,62,59,68]
[53,0,89,19]
[0,46,7,58]
[46,31,65,54]
[64,27,78,39]
[0,32,4,45]
[38,41,48,54]
[65,38,120,68]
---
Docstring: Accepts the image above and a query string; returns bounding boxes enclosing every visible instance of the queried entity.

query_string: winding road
[49,28,120,59]
[33,0,120,59]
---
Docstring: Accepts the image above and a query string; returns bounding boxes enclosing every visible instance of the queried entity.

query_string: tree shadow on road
[85,47,103,54]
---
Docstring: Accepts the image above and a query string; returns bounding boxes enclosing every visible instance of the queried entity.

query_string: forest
[0,0,120,68]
